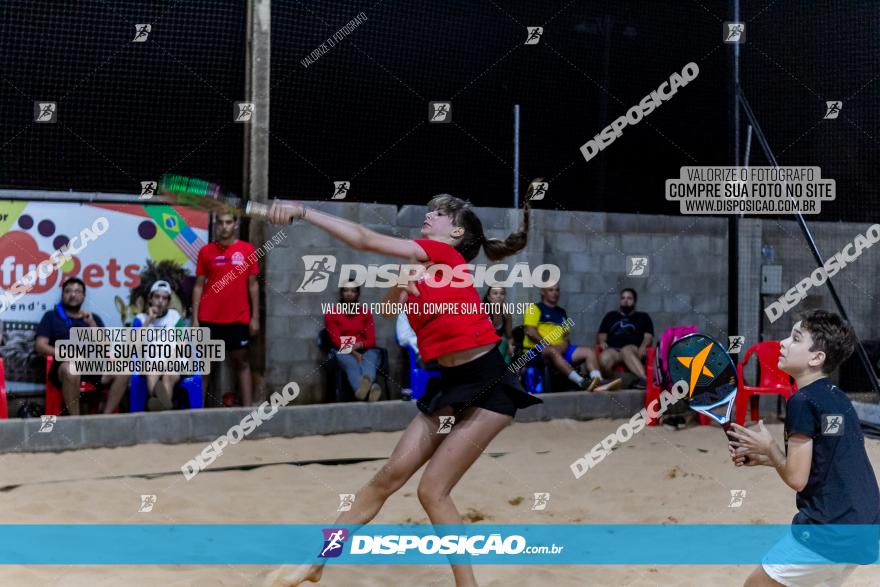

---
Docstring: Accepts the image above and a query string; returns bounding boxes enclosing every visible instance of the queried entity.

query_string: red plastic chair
[735,341,797,425]
[45,356,102,416]
[0,357,8,419]
[645,346,662,425]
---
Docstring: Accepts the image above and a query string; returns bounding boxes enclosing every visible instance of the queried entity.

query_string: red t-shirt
[324,309,376,350]
[197,240,258,324]
[407,239,499,361]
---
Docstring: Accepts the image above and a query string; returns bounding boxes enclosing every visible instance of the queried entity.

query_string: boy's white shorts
[762,531,858,587]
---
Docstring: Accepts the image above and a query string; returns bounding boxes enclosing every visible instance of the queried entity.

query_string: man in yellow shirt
[523,285,618,391]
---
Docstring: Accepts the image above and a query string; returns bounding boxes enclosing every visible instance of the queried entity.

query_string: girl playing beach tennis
[264,193,541,587]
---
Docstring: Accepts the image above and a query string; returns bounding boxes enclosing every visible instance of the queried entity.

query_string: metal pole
[737,88,880,394]
[513,104,520,209]
[744,125,753,166]
[244,0,271,403]
[728,0,740,357]
[596,15,613,207]
[245,0,271,216]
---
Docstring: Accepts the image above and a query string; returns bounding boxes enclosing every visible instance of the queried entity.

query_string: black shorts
[201,321,250,352]
[49,359,103,389]
[417,347,542,418]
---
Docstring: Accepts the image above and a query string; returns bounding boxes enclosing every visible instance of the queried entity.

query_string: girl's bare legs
[266,409,449,586]
[417,407,513,587]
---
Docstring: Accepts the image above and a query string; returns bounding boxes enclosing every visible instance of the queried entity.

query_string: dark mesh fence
[2,0,878,391]
[0,0,246,194]
[740,1,880,393]
[270,0,728,212]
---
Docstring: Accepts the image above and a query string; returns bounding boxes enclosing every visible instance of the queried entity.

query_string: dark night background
[0,1,876,221]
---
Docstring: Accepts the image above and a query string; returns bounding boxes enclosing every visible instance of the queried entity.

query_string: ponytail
[426,189,531,263]
[481,202,529,261]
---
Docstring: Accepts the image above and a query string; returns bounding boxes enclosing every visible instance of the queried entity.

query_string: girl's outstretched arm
[268,201,428,262]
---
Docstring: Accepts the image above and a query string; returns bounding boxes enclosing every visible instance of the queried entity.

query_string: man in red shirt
[193,212,260,406]
[324,283,382,402]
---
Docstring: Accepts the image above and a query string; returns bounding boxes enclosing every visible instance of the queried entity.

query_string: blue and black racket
[667,333,739,437]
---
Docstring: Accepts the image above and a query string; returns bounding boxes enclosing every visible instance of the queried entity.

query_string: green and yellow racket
[157,174,284,222]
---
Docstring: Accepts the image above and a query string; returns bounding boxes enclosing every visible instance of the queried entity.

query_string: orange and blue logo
[674,342,716,397]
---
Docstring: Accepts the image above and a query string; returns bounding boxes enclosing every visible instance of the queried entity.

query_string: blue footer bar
[0,524,877,565]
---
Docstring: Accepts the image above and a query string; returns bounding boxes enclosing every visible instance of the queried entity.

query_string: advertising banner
[0,200,208,382]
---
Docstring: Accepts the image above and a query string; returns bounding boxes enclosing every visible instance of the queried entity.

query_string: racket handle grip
[245,201,294,224]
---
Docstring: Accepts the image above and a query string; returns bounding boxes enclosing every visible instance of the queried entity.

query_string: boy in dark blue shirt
[729,310,880,586]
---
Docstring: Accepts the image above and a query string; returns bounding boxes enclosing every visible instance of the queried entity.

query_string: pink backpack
[658,325,699,388]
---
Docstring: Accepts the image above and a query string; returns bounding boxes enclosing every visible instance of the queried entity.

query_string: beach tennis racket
[667,333,740,440]
[157,174,290,222]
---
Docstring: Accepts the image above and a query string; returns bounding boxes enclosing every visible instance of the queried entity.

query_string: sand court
[0,418,878,586]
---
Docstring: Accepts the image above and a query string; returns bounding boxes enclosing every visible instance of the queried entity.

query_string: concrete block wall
[761,218,880,344]
[264,203,730,404]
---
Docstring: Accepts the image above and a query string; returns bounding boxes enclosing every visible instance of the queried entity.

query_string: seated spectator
[34,277,128,415]
[523,284,617,391]
[597,288,654,388]
[324,283,382,402]
[483,286,513,363]
[133,280,186,410]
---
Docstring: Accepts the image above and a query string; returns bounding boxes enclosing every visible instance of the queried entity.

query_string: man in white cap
[133,280,186,409]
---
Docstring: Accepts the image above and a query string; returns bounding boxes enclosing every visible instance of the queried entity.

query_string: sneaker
[595,378,624,392]
[368,382,382,402]
[662,416,687,431]
[355,375,372,400]
[633,378,647,390]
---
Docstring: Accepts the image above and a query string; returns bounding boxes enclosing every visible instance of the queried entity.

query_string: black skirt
[417,347,543,417]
